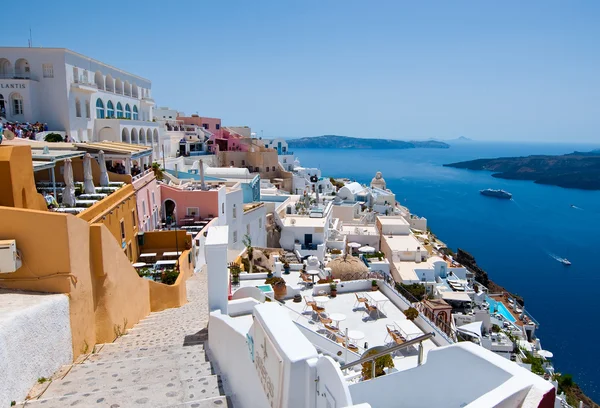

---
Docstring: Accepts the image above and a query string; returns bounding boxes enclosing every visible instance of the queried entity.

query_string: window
[259,217,262,229]
[132,209,136,228]
[215,124,220,130]
[133,105,139,120]
[272,166,275,171]
[230,161,234,166]
[222,203,225,214]
[106,100,115,118]
[85,100,90,118]
[11,93,23,115]
[202,123,209,130]
[151,191,155,205]
[120,220,125,240]
[187,207,199,217]
[125,104,131,119]
[246,223,250,236]
[241,160,245,166]
[233,231,238,243]
[233,204,237,219]
[127,242,132,260]
[116,102,123,118]
[42,63,54,78]
[96,99,105,118]
[265,167,269,172]
[75,98,81,117]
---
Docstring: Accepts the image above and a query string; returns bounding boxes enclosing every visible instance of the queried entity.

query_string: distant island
[287,135,450,149]
[444,150,600,190]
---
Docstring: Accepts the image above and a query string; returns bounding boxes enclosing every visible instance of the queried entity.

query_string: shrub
[265,277,285,286]
[361,350,394,380]
[403,307,419,321]
[331,248,342,255]
[44,133,63,142]
[161,269,180,285]
[396,283,426,300]
[317,277,334,284]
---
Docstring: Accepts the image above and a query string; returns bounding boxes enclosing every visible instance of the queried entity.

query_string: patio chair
[318,313,339,332]
[300,273,313,286]
[363,302,380,319]
[334,334,359,353]
[385,324,406,345]
[311,303,326,314]
[354,293,368,309]
[303,296,316,312]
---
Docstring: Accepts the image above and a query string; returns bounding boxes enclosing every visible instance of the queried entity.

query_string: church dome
[370,171,386,190]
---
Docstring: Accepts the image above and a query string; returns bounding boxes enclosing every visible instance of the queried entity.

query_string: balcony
[71,77,98,93]
[0,72,37,81]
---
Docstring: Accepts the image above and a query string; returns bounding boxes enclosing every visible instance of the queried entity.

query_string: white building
[260,137,290,155]
[0,47,159,155]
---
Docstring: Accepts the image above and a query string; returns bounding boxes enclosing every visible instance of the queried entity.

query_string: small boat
[561,258,571,266]
[480,189,512,199]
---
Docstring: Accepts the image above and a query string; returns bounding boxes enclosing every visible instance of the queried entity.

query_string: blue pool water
[488,298,517,323]
[257,284,273,293]
[293,141,600,400]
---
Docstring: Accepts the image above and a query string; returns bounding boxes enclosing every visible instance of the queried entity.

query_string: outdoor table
[313,296,330,307]
[367,291,389,312]
[132,262,146,268]
[307,270,320,283]
[156,260,177,266]
[140,253,157,260]
[329,313,347,328]
[163,251,182,258]
[347,330,365,341]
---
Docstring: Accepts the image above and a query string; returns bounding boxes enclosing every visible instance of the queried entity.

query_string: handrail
[340,332,434,372]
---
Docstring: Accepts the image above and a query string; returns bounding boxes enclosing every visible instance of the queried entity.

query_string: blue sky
[4,1,600,142]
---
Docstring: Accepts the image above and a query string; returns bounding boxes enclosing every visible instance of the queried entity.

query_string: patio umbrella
[358,246,376,254]
[61,159,76,207]
[347,242,362,248]
[98,150,109,187]
[83,153,96,194]
[125,157,132,175]
[538,350,553,359]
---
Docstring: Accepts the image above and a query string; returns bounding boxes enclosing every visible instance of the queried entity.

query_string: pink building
[178,115,222,139]
[160,184,226,224]
[132,169,162,232]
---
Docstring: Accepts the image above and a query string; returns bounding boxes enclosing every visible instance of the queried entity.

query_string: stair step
[172,396,232,407]
[44,350,213,398]
[21,374,224,408]
[81,344,206,365]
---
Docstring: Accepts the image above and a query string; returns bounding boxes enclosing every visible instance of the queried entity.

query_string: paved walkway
[19,271,230,408]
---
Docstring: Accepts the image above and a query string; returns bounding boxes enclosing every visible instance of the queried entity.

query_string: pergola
[74,141,153,174]
[31,148,85,198]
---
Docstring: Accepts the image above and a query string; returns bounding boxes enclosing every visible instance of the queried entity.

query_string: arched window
[272,166,275,172]
[96,99,105,119]
[106,101,114,118]
[116,102,123,118]
[75,98,81,117]
[85,100,90,118]
[133,105,139,120]
[125,104,131,119]
[11,93,23,115]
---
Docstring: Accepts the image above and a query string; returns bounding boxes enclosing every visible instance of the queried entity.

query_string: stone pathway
[18,272,231,408]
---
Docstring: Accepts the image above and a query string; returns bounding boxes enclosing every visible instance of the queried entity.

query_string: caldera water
[294,142,600,401]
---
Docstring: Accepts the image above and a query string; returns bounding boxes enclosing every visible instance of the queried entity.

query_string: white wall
[225,188,245,250]
[0,291,73,407]
[242,205,266,249]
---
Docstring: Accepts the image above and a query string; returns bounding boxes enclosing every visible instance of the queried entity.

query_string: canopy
[457,321,483,339]
[83,153,95,194]
[441,292,472,302]
[347,242,362,248]
[359,246,376,253]
[538,350,553,359]
[61,159,76,207]
[98,150,109,187]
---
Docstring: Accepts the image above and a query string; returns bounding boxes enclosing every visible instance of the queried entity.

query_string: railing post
[372,356,376,380]
[418,342,424,365]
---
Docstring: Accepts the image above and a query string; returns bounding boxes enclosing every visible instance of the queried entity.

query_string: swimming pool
[256,284,273,293]
[487,297,516,323]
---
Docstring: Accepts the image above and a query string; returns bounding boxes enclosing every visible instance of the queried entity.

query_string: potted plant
[265,277,287,300]
[403,307,419,321]
[230,263,241,285]
[371,280,378,291]
[283,261,290,275]
[361,349,395,380]
[330,282,338,298]
[266,270,274,279]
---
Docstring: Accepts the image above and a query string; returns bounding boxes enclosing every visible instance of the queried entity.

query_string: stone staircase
[17,273,231,408]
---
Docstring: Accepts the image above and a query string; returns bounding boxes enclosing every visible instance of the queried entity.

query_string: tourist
[64,134,69,143]
[43,123,48,131]
[44,192,59,209]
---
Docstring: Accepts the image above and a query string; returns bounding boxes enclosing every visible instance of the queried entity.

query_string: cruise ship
[480,188,513,199]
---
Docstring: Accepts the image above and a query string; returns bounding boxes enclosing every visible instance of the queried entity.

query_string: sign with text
[0,83,26,89]
[253,320,283,408]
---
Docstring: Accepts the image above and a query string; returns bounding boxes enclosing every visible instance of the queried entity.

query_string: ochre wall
[140,230,191,253]
[148,249,193,311]
[0,146,48,211]
[90,224,151,343]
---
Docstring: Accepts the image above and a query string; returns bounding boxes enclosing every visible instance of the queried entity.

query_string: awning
[441,291,472,302]
[75,141,153,160]
[32,160,56,172]
[457,321,482,338]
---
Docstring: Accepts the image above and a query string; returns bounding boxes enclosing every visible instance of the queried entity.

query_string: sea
[293,142,600,401]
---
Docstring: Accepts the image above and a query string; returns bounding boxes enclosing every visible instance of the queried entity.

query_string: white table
[329,313,346,328]
[347,330,365,341]
[314,296,330,307]
[140,253,157,259]
[132,262,146,268]
[367,291,389,311]
[306,270,320,283]
[156,260,177,266]
[163,251,183,258]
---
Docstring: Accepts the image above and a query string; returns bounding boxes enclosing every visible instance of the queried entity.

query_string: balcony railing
[0,72,37,80]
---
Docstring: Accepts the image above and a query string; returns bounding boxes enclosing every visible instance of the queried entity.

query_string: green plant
[44,133,63,142]
[330,283,337,290]
[403,307,419,321]
[371,280,377,286]
[522,350,545,375]
[11,401,15,406]
[161,269,180,285]
[37,377,49,384]
[137,267,152,278]
[151,162,164,181]
[265,277,285,286]
[331,248,342,255]
[361,350,394,380]
[491,324,501,333]
[396,283,426,300]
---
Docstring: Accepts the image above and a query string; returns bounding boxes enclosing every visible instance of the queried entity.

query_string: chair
[363,302,380,319]
[319,313,339,333]
[354,293,368,309]
[303,296,316,312]
[311,303,325,314]
[300,273,313,286]
[335,334,359,353]
[385,324,406,345]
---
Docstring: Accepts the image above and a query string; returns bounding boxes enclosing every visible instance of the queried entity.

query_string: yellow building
[0,144,193,359]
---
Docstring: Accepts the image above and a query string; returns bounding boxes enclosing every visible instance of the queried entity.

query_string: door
[277,141,282,154]
[304,234,313,249]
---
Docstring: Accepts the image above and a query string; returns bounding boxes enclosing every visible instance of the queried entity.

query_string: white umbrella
[125,157,132,175]
[61,159,76,207]
[359,246,376,253]
[347,242,362,248]
[538,350,553,359]
[83,153,96,194]
[98,150,109,187]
